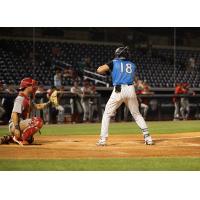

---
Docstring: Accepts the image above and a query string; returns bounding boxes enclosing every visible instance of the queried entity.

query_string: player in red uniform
[173,83,195,120]
[173,83,183,120]
[180,83,195,120]
[0,77,51,145]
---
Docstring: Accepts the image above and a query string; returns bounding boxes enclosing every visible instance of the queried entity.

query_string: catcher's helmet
[19,77,38,90]
[114,46,130,59]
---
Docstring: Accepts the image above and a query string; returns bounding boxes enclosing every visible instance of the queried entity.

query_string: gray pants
[180,98,190,119]
[124,103,149,121]
[9,119,32,134]
[70,98,83,115]
[89,102,99,121]
[140,103,149,120]
[56,105,65,123]
[81,99,90,121]
[174,101,180,119]
[43,108,50,123]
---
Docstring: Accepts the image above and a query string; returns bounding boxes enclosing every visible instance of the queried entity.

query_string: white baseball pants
[100,85,149,138]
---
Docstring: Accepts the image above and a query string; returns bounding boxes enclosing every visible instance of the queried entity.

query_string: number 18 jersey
[108,58,136,86]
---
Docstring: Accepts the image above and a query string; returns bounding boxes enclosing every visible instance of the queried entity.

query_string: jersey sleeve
[12,96,23,114]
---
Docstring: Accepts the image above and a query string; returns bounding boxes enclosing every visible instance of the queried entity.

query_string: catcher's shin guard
[22,117,43,141]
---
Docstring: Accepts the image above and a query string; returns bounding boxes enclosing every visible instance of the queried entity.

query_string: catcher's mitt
[49,90,59,107]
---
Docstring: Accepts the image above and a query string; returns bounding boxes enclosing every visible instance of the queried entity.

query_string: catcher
[0,77,57,145]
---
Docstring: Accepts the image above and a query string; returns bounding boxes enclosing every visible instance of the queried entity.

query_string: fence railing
[0,92,200,123]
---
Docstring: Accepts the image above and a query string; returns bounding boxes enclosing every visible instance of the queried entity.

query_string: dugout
[0,92,200,124]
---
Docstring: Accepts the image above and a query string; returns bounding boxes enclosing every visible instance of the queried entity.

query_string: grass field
[1,158,200,171]
[1,120,200,136]
[0,120,200,170]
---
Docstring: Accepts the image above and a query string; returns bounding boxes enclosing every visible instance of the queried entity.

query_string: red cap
[19,77,38,90]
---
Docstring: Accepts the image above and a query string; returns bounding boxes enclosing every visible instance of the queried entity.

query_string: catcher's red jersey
[11,92,31,119]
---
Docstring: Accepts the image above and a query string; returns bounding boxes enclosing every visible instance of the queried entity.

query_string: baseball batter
[96,46,153,146]
[0,77,51,145]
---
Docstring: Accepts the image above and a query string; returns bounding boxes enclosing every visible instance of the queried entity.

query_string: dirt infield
[0,132,200,160]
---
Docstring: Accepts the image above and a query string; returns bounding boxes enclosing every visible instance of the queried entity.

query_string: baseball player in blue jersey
[96,46,153,146]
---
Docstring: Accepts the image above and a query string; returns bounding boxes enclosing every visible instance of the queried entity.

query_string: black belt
[114,83,133,87]
[114,84,133,93]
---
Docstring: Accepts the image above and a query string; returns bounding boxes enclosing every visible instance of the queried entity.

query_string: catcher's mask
[19,77,38,93]
[114,46,131,59]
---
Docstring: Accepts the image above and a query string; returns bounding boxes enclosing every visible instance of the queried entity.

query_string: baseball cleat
[0,135,13,144]
[96,138,107,146]
[144,134,154,145]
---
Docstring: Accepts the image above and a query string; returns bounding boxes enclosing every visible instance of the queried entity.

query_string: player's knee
[104,110,115,118]
[31,117,43,129]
